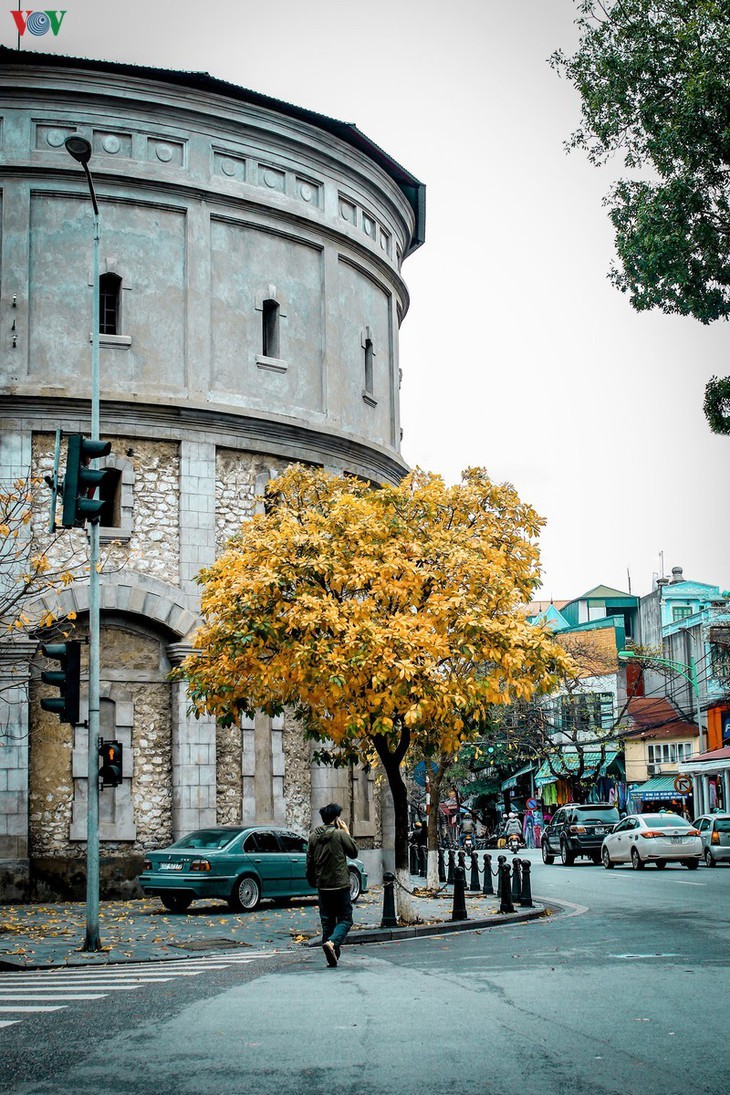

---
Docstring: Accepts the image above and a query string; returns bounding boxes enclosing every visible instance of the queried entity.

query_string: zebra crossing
[0,951,278,1030]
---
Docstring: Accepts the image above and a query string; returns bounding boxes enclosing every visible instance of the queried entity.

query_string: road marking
[0,994,105,1001]
[609,953,683,960]
[675,881,705,886]
[0,1006,66,1012]
[0,983,141,992]
[0,1021,19,1028]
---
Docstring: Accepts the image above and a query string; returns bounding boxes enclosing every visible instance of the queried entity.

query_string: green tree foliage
[553,1,730,325]
[552,1,730,431]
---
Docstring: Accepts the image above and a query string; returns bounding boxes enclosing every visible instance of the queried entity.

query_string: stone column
[242,712,285,824]
[0,641,35,878]
[167,643,216,838]
[179,439,216,608]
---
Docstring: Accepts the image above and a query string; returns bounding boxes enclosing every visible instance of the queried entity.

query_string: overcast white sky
[7,0,729,600]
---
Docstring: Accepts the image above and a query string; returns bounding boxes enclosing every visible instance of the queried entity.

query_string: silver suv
[693,814,730,867]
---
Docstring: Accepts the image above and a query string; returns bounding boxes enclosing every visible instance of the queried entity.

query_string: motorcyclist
[505,812,522,838]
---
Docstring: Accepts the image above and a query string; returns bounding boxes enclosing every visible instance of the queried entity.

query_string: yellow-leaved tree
[180,465,571,920]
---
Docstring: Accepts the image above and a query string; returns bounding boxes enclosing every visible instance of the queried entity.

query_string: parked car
[693,813,730,867]
[601,813,702,870]
[541,803,621,865]
[138,825,368,913]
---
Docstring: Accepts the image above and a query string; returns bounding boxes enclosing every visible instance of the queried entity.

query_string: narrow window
[98,467,122,528]
[262,299,280,358]
[364,337,374,394]
[99,273,122,335]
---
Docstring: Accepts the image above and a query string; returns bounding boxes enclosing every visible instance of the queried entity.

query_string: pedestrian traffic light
[61,434,112,529]
[98,740,123,788]
[40,641,81,726]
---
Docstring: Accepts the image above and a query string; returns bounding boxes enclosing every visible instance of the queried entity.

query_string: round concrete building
[0,48,425,897]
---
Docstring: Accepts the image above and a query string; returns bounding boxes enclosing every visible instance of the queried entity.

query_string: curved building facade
[0,49,424,896]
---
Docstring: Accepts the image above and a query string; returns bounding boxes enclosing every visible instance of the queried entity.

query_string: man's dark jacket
[306,824,358,890]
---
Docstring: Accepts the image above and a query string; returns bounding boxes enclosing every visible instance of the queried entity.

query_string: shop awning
[500,762,535,791]
[629,776,691,801]
[535,750,621,788]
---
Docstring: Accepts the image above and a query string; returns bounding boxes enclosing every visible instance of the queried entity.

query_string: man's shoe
[334,943,341,960]
[322,940,338,968]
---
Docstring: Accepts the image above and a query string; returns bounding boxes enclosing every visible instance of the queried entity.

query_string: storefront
[626,775,693,816]
[534,749,625,808]
[678,746,730,816]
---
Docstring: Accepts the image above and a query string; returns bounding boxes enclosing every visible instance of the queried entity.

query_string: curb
[308,901,553,947]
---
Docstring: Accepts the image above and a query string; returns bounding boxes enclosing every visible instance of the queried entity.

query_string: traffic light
[98,740,123,788]
[40,641,81,726]
[61,434,112,529]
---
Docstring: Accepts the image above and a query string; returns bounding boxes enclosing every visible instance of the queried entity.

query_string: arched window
[261,298,280,359]
[98,467,122,528]
[99,273,122,335]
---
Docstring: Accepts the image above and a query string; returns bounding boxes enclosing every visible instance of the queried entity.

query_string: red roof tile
[623,697,699,739]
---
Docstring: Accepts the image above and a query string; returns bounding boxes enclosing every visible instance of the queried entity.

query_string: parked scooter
[507,833,523,855]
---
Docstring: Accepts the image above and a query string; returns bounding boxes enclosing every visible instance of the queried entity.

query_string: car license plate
[595,827,606,835]
[159,862,184,871]
[671,836,681,844]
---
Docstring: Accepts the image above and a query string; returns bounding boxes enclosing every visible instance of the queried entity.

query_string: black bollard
[438,846,446,883]
[380,871,398,928]
[496,854,507,899]
[519,857,534,908]
[409,843,417,876]
[482,852,494,895]
[499,862,515,914]
[511,857,522,902]
[457,849,466,873]
[419,845,427,879]
[451,865,468,921]
[469,851,480,892]
[447,848,455,885]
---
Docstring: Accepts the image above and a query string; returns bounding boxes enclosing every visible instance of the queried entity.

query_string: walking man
[307,802,357,968]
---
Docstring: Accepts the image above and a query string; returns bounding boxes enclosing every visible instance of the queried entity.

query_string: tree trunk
[374,729,414,923]
[426,756,449,890]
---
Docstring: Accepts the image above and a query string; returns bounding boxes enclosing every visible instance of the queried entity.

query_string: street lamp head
[617,650,635,662]
[65,135,92,164]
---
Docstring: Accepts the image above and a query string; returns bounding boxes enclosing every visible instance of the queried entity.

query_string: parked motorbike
[507,833,523,855]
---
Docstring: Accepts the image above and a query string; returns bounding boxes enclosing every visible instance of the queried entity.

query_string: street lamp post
[65,135,102,952]
[618,649,705,755]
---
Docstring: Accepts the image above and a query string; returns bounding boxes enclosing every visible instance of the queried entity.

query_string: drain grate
[170,938,252,951]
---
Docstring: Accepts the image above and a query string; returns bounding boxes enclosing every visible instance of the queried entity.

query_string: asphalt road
[1,850,728,1095]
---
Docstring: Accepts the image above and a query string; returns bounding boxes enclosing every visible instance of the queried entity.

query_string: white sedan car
[601,812,702,870]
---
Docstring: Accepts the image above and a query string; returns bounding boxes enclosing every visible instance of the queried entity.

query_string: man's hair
[319,802,343,824]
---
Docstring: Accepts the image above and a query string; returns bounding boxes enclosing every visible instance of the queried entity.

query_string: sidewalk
[0,881,549,970]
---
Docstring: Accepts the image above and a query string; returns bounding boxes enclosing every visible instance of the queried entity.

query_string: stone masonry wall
[215,449,289,551]
[216,723,243,826]
[32,432,181,586]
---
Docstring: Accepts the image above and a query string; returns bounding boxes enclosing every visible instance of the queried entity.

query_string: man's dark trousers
[318,887,353,949]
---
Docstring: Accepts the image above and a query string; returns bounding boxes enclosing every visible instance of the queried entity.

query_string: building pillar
[242,712,285,824]
[0,641,35,876]
[167,643,216,838]
[179,440,216,609]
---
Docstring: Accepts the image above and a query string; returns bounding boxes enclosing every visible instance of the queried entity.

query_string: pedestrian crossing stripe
[0,950,280,1033]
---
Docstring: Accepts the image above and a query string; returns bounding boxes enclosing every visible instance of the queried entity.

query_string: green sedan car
[139,825,368,913]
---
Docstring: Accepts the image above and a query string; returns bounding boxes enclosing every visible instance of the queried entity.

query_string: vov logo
[11,10,67,36]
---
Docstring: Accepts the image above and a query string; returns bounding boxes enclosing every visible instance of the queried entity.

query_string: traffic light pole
[84,203,102,952]
[83,193,102,952]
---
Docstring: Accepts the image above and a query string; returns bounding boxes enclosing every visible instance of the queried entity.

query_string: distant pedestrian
[307,802,358,968]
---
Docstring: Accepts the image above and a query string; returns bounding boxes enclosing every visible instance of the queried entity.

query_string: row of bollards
[388,853,534,928]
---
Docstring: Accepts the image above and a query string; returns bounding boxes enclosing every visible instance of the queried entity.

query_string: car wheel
[560,841,575,866]
[601,846,613,870]
[631,847,644,870]
[685,859,699,870]
[655,860,667,870]
[349,868,362,902]
[229,875,261,912]
[160,893,192,913]
[704,848,716,868]
[541,842,554,865]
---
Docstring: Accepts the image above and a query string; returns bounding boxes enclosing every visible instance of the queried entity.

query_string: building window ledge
[256,354,288,374]
[92,333,132,348]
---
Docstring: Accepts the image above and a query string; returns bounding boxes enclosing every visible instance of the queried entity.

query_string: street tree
[551,1,730,428]
[179,465,570,920]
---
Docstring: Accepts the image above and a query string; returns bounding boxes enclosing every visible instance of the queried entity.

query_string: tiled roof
[622,697,698,739]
